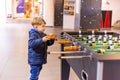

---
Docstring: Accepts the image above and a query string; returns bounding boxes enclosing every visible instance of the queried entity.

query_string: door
[54,0,63,27]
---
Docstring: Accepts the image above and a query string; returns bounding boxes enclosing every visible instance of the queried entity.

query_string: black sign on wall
[80,0,101,31]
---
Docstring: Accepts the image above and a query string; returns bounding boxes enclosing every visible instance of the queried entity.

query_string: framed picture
[64,0,75,16]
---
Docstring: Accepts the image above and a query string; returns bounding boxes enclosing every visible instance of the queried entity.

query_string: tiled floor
[0,23,120,80]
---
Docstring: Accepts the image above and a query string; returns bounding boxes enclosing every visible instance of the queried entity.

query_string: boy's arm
[29,33,44,48]
[46,33,56,46]
[46,39,55,46]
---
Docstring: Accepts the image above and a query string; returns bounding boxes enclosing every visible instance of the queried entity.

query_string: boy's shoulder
[29,28,46,36]
[29,28,39,33]
[30,28,36,31]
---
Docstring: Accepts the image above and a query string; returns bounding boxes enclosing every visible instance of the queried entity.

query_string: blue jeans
[30,65,43,80]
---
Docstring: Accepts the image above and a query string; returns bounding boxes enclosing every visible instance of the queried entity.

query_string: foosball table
[56,31,120,80]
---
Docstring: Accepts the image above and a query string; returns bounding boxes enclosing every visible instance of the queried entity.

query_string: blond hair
[31,17,46,26]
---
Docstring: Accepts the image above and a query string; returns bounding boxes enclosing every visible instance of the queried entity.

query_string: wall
[63,0,101,30]
[101,0,120,25]
[80,0,101,30]
[74,0,81,30]
[6,0,12,18]
[63,15,75,30]
[43,0,54,26]
[63,0,76,30]
[0,0,6,23]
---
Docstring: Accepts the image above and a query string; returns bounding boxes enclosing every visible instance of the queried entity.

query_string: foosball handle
[47,52,50,54]
[50,51,86,54]
[59,55,91,59]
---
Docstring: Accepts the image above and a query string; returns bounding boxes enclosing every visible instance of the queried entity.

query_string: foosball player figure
[112,37,116,41]
[98,36,102,44]
[82,37,87,41]
[89,37,96,47]
[103,37,107,41]
[78,45,84,51]
[119,35,120,39]
[92,42,96,47]
[87,35,92,39]
[103,39,107,47]
[98,38,102,44]
[104,30,108,38]
[108,35,112,39]
[108,38,113,45]
[114,41,119,47]
[107,44,114,50]
[92,30,95,37]
[118,38,120,46]
[79,28,82,38]
[99,35,102,38]
[92,37,96,42]
[89,41,96,47]
[113,38,118,47]
[72,41,77,46]
[86,39,91,44]
[97,49,105,54]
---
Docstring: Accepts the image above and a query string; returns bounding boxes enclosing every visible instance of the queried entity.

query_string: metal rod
[50,51,85,54]
[107,50,120,52]
[59,55,90,59]
[95,50,120,53]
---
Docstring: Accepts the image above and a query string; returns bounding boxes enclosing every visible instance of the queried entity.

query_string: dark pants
[30,64,43,80]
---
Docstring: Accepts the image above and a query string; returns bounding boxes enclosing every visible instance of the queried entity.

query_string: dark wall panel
[80,0,101,30]
[54,0,63,26]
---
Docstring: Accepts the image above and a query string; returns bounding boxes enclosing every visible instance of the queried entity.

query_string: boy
[28,17,55,80]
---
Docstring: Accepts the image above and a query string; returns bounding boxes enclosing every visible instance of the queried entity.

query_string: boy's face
[36,24,46,33]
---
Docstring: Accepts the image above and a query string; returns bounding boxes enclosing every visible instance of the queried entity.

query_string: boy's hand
[48,33,54,36]
[46,33,57,40]
[42,36,49,42]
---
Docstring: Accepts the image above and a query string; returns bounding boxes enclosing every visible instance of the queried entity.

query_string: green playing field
[72,35,120,54]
